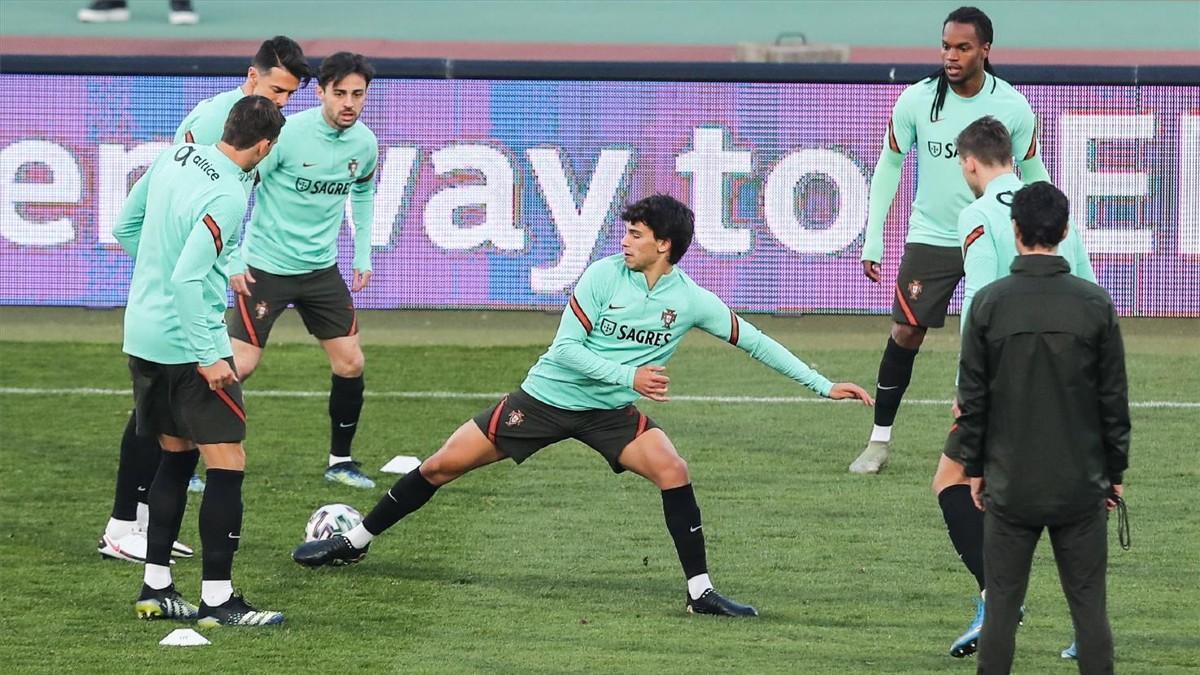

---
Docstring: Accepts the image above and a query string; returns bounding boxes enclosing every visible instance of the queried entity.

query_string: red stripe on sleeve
[964,225,986,252]
[569,295,593,333]
[185,130,194,143]
[202,214,223,255]
[728,309,740,346]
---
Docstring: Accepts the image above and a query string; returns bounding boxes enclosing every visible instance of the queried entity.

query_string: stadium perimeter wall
[1,57,1197,317]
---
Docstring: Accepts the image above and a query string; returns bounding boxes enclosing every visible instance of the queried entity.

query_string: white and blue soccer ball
[304,503,363,543]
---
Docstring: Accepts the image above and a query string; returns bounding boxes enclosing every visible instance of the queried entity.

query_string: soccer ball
[304,503,363,543]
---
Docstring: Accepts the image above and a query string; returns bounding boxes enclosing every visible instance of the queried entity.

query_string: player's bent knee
[891,322,927,349]
[653,455,690,489]
[198,442,246,471]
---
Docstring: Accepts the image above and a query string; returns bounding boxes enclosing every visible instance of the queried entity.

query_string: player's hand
[1106,483,1124,512]
[198,360,239,390]
[951,397,961,419]
[828,382,874,406]
[230,268,255,297]
[352,269,372,292]
[861,260,881,284]
[634,365,670,402]
[970,476,986,511]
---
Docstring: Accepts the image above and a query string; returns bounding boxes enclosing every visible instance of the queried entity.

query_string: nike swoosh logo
[302,162,317,167]
[608,305,625,310]
[689,525,702,533]
[339,422,357,428]
[228,533,241,539]
[137,486,147,492]
[877,384,899,390]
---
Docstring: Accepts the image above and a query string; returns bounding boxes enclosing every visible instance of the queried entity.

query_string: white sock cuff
[329,454,353,467]
[345,523,374,549]
[687,573,714,600]
[144,563,172,590]
[870,425,893,443]
[201,580,234,607]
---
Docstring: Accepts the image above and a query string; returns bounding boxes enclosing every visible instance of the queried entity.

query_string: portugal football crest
[348,158,359,178]
[908,280,924,301]
[661,309,677,329]
[505,409,525,428]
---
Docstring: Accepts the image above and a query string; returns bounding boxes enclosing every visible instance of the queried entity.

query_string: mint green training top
[174,87,243,145]
[114,144,255,366]
[958,173,1096,331]
[863,73,1049,262]
[238,106,378,275]
[521,254,835,411]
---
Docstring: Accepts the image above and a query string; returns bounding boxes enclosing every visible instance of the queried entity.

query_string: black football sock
[111,412,149,521]
[199,468,244,583]
[329,374,365,461]
[873,337,919,427]
[938,484,986,591]
[145,449,199,567]
[361,469,439,536]
[134,428,162,508]
[662,483,708,581]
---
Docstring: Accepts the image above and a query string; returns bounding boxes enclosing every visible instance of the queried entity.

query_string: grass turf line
[0,331,1196,672]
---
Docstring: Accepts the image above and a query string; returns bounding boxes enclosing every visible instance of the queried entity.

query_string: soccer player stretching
[98,36,311,563]
[228,52,380,488]
[943,116,1094,658]
[114,96,285,626]
[293,195,873,617]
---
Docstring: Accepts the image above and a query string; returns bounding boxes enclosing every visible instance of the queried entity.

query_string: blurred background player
[293,194,874,617]
[941,115,1094,659]
[227,52,379,488]
[78,0,198,25]
[853,6,1051,478]
[115,96,285,626]
[97,35,310,563]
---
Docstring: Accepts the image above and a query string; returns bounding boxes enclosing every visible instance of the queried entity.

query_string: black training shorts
[129,356,246,445]
[891,243,964,329]
[228,264,357,348]
[471,388,660,473]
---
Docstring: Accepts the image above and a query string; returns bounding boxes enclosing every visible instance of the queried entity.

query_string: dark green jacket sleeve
[1098,302,1131,484]
[956,291,991,477]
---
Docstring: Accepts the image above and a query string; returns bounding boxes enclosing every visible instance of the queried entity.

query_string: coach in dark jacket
[957,182,1130,675]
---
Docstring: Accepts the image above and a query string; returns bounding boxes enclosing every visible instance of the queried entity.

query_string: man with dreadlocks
[850,5,1056,658]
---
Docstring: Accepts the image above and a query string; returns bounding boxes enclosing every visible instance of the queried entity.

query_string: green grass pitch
[1,310,1197,673]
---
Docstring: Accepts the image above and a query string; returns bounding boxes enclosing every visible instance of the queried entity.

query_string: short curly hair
[620,194,695,264]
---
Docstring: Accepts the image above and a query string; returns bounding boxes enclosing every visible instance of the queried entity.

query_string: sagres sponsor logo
[661,308,677,329]
[908,279,923,300]
[295,177,352,195]
[296,177,312,191]
[505,409,525,427]
[927,141,943,158]
[600,318,617,335]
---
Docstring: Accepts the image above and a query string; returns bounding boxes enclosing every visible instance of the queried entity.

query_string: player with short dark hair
[227,51,380,488]
[941,116,1095,658]
[292,194,874,617]
[99,35,311,565]
[114,96,286,626]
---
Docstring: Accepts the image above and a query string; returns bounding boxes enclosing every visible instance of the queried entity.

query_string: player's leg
[319,334,370,486]
[295,265,371,487]
[293,420,507,567]
[1048,509,1112,673]
[851,244,962,474]
[228,266,291,382]
[976,513,1041,671]
[934,450,989,656]
[606,419,757,617]
[168,360,282,627]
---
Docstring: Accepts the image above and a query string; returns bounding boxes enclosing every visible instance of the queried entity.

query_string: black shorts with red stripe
[470,388,659,474]
[891,243,964,329]
[227,264,357,348]
[128,356,246,444]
